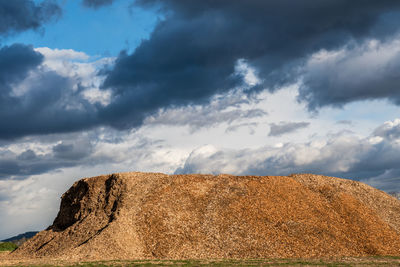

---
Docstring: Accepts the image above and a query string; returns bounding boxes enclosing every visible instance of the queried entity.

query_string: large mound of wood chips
[10,172,400,260]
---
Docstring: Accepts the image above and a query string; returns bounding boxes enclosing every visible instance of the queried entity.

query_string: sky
[1,0,400,240]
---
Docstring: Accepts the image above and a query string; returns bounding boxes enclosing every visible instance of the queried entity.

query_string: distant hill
[1,231,39,246]
[11,172,400,260]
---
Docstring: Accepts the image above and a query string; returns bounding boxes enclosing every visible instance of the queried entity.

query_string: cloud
[372,118,400,140]
[0,135,95,180]
[0,125,190,239]
[225,122,259,135]
[299,38,400,110]
[0,151,65,180]
[146,107,265,132]
[0,44,43,87]
[0,45,91,139]
[53,140,92,160]
[3,2,400,140]
[34,47,90,62]
[0,45,263,139]
[82,0,115,9]
[269,122,310,137]
[0,46,107,139]
[364,170,400,192]
[101,0,400,125]
[0,176,60,240]
[336,120,353,125]
[0,0,61,36]
[35,47,114,106]
[0,124,188,181]
[0,69,98,139]
[144,90,266,132]
[176,118,400,192]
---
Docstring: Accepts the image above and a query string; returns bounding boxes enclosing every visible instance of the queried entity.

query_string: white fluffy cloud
[34,47,114,106]
[176,119,400,192]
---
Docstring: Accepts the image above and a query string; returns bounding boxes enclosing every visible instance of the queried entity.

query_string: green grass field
[1,255,400,266]
[25,257,400,267]
[0,242,17,252]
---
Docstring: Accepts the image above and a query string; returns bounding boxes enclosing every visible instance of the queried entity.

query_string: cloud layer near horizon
[177,119,400,192]
[1,116,400,240]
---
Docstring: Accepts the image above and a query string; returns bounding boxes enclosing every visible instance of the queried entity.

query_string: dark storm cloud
[367,173,400,193]
[298,39,400,110]
[0,136,94,180]
[0,44,43,95]
[3,1,400,139]
[0,43,43,80]
[17,149,37,161]
[0,72,98,139]
[53,141,93,160]
[373,120,400,140]
[0,150,68,179]
[0,0,61,36]
[268,122,310,137]
[82,0,115,9]
[0,44,260,139]
[0,44,99,139]
[100,0,400,129]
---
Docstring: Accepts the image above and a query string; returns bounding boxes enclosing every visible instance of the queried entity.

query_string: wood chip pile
[10,172,400,260]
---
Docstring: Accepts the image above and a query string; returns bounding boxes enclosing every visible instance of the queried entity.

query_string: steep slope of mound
[11,172,400,260]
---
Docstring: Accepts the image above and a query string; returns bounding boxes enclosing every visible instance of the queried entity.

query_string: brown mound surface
[9,172,400,260]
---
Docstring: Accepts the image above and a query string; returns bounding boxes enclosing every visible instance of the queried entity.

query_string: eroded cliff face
[52,174,124,231]
[12,172,400,260]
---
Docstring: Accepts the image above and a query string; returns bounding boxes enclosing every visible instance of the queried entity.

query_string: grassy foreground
[0,242,18,252]
[1,256,400,266]
[67,257,400,266]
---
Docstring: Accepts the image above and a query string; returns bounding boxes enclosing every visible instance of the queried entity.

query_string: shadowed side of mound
[10,172,400,260]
